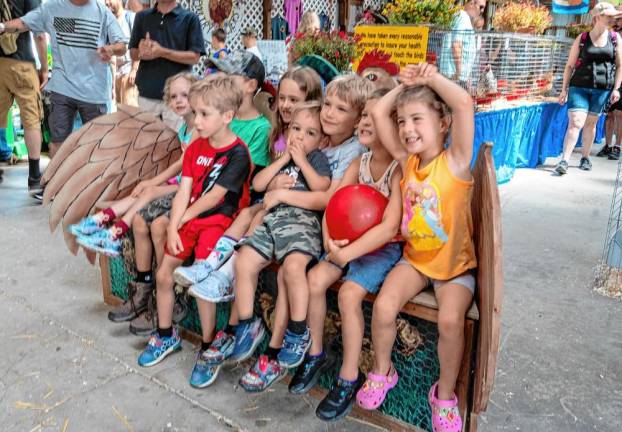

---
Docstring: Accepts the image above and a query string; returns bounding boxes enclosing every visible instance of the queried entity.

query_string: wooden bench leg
[456,319,475,431]
[468,412,478,432]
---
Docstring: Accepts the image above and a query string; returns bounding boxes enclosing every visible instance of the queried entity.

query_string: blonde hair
[291,100,323,123]
[189,74,243,115]
[325,74,375,116]
[298,11,320,34]
[163,72,198,105]
[270,66,323,156]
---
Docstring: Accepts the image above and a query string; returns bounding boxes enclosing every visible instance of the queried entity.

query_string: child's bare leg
[245,208,267,236]
[307,262,342,355]
[371,264,426,375]
[150,216,170,267]
[268,268,289,347]
[338,281,368,381]
[435,283,473,400]
[155,254,184,328]
[132,214,153,273]
[282,253,313,322]
[106,195,139,219]
[223,203,262,239]
[234,246,270,320]
[196,299,217,343]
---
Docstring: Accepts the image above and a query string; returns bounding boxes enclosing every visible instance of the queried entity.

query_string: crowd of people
[1,1,481,431]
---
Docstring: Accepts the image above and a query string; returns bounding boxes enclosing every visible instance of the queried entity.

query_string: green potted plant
[492,1,552,35]
[289,30,361,77]
[382,0,460,28]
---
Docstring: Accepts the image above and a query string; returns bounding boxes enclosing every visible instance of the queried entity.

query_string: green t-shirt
[230,115,271,168]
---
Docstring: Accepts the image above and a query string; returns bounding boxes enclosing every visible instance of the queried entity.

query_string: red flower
[334,51,340,58]
[338,31,347,40]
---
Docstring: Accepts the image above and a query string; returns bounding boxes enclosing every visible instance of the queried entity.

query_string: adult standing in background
[129,0,204,132]
[0,0,49,196]
[241,27,262,63]
[439,0,487,89]
[105,0,139,107]
[0,0,128,163]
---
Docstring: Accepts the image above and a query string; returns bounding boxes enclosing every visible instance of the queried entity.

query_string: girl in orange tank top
[355,63,477,432]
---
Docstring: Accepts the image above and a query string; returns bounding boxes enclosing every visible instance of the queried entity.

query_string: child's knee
[132,214,149,234]
[372,294,400,325]
[155,265,174,288]
[307,269,327,297]
[151,218,168,238]
[282,255,309,281]
[338,283,364,313]
[437,311,465,337]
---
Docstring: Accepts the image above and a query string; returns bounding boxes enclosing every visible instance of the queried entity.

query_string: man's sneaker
[69,216,105,237]
[609,146,621,160]
[555,160,568,175]
[239,354,287,393]
[76,230,121,257]
[28,176,43,197]
[277,327,311,368]
[129,294,187,336]
[289,351,335,395]
[579,156,593,171]
[597,145,612,157]
[108,281,154,322]
[316,372,366,422]
[202,330,235,365]
[188,270,234,303]
[230,317,265,363]
[173,260,214,287]
[189,350,222,388]
[137,328,181,367]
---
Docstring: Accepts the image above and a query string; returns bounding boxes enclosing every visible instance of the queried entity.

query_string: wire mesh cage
[595,158,622,300]
[426,27,571,107]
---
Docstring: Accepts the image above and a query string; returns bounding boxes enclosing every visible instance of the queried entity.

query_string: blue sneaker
[230,317,265,363]
[202,330,235,365]
[76,229,121,257]
[277,328,311,368]
[68,216,104,236]
[137,328,181,367]
[188,270,233,303]
[189,350,222,388]
[239,354,286,393]
[173,260,214,287]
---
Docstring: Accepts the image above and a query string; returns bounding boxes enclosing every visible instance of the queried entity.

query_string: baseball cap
[241,27,258,37]
[591,2,622,17]
[207,50,266,87]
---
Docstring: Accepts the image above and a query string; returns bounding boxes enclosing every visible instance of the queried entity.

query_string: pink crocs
[429,381,462,432]
[355,368,399,410]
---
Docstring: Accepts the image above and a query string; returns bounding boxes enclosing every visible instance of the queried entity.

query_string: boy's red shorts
[165,214,233,261]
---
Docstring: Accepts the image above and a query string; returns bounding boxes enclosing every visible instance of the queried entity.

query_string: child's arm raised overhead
[371,85,409,170]
[327,167,402,267]
[402,63,474,180]
[289,141,331,191]
[252,151,292,192]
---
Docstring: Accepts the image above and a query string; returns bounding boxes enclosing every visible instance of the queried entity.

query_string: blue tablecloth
[473,102,605,184]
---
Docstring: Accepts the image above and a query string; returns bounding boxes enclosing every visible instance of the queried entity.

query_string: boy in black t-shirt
[137,75,252,390]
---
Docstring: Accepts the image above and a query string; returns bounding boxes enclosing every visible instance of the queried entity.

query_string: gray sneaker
[108,281,154,323]
[555,160,568,175]
[129,293,188,336]
[579,157,592,171]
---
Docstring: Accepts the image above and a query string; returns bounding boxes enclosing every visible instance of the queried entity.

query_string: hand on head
[399,63,438,87]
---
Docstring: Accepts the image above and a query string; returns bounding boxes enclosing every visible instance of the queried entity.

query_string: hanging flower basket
[492,1,552,35]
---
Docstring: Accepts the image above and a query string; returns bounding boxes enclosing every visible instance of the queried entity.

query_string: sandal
[428,381,462,432]
[355,367,399,410]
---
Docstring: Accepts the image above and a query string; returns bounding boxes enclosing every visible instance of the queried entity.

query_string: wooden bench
[100,142,502,432]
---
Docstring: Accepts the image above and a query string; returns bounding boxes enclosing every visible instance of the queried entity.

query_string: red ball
[326,184,388,242]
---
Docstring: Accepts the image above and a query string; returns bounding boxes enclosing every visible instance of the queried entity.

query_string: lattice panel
[302,0,337,30]
[272,0,285,18]
[363,0,386,12]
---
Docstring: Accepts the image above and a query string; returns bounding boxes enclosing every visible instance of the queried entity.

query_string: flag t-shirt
[21,0,127,104]
[181,136,252,219]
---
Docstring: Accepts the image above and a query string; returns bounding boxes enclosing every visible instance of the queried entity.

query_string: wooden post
[263,0,271,39]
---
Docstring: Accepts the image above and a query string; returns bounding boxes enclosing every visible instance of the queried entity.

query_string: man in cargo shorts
[0,0,48,196]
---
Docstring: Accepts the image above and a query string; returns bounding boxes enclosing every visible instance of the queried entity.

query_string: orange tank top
[400,151,477,280]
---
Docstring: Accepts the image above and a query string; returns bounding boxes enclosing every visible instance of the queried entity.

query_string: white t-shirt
[439,10,475,82]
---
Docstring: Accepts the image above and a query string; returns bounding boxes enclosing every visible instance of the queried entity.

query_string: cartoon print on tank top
[401,179,448,251]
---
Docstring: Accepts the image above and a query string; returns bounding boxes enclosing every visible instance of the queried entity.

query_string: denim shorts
[567,86,611,116]
[333,242,403,294]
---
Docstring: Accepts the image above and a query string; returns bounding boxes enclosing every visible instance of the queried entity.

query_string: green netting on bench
[107,259,437,430]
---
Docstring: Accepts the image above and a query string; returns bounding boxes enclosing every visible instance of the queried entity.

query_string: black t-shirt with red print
[181,136,251,219]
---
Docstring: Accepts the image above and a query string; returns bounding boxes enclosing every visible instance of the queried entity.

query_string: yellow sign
[353,25,429,71]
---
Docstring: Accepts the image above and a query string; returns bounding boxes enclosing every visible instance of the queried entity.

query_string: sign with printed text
[353,25,429,70]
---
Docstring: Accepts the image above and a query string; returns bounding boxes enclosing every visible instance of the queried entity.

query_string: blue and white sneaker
[76,229,122,257]
[137,328,181,367]
[188,270,234,303]
[189,349,222,388]
[69,216,104,237]
[230,317,266,363]
[239,354,287,393]
[277,327,311,368]
[202,330,235,365]
[173,260,214,287]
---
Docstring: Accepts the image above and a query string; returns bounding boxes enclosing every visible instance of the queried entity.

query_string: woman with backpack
[556,2,622,175]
